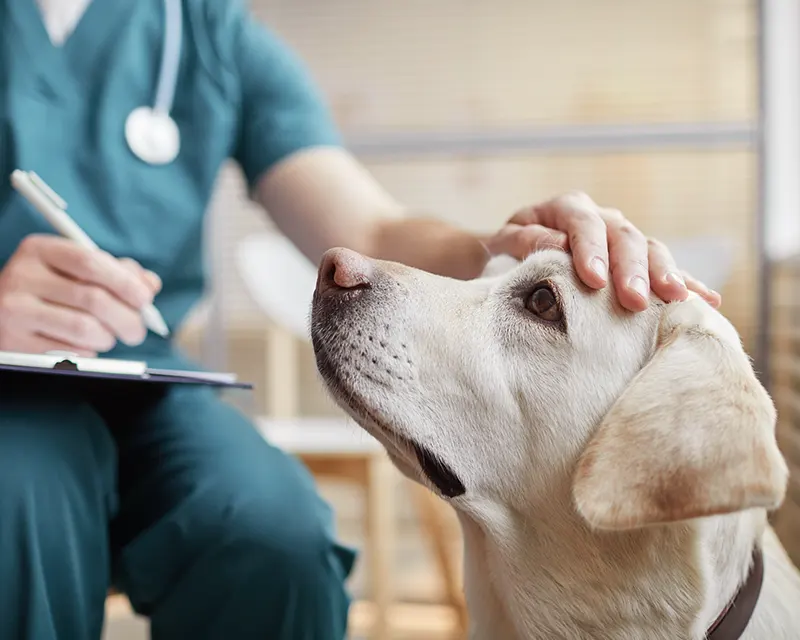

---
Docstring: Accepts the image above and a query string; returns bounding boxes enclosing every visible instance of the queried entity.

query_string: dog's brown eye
[525,285,562,322]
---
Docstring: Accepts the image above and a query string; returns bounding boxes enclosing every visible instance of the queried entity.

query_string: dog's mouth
[313,341,466,499]
[409,441,466,498]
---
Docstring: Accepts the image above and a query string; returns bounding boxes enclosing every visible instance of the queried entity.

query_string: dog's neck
[457,489,766,640]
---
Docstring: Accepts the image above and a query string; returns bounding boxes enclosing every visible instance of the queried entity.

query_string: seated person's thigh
[0,377,116,513]
[102,385,355,636]
[0,376,117,638]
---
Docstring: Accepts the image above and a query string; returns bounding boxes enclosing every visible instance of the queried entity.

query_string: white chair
[665,235,737,293]
[237,233,467,639]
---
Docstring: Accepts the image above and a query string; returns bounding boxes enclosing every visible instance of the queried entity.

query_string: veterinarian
[0,1,720,638]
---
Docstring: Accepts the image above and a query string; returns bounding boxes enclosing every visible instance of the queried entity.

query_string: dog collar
[705,546,764,640]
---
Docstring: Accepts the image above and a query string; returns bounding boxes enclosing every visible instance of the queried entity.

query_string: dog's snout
[317,247,374,297]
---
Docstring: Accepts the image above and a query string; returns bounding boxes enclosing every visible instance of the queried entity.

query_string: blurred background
[106,0,800,637]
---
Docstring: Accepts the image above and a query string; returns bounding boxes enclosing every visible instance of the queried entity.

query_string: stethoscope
[124,0,182,165]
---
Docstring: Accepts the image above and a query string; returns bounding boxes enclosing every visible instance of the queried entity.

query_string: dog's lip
[410,441,466,499]
[313,340,466,499]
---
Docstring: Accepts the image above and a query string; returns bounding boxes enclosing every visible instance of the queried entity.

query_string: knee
[147,475,354,639]
[225,481,349,582]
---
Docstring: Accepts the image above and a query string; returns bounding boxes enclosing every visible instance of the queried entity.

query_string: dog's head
[310,247,788,530]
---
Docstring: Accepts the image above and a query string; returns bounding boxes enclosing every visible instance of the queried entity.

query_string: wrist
[460,232,492,280]
[475,232,495,255]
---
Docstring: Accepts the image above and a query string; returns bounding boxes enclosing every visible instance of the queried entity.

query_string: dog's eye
[525,285,562,323]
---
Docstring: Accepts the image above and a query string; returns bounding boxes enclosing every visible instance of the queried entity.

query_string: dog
[310,246,800,639]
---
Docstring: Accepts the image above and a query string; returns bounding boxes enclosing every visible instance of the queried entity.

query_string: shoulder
[184,0,299,81]
[185,0,274,49]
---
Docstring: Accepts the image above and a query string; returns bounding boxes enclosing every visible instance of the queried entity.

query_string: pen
[9,170,170,338]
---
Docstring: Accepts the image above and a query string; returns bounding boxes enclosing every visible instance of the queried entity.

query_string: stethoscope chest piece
[125,0,183,166]
[125,107,180,166]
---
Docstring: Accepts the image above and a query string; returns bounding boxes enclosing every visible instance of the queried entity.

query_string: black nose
[316,248,373,297]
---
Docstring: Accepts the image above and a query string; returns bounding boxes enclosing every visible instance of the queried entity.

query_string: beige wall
[256,0,756,128]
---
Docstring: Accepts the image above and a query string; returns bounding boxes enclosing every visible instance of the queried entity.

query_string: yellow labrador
[310,247,800,640]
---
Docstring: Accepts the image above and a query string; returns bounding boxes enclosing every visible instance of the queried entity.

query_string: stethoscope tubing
[152,0,182,116]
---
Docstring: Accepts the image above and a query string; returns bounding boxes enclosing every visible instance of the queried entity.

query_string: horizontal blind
[206,163,274,324]
[770,257,800,566]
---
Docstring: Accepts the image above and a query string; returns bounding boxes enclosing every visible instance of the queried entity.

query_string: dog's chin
[313,343,466,499]
[341,394,466,499]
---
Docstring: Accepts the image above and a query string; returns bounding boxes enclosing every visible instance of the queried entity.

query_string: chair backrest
[665,235,737,293]
[236,233,318,341]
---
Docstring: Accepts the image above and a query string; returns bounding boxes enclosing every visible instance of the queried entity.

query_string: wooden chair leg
[264,324,299,418]
[411,483,469,637]
[365,453,395,640]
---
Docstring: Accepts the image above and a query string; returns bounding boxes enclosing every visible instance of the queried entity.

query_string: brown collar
[705,547,764,640]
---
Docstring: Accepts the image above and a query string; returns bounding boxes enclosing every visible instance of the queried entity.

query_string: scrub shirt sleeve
[207,1,343,189]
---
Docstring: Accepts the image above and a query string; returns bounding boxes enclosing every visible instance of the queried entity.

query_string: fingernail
[590,257,607,281]
[665,271,686,288]
[695,281,710,295]
[628,275,649,300]
[146,270,162,290]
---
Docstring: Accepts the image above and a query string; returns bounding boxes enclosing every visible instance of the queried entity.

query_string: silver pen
[9,170,170,338]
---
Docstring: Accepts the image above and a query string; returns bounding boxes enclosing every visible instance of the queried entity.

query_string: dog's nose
[316,247,373,297]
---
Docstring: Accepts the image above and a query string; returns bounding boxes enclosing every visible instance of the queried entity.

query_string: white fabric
[256,418,382,454]
[35,0,92,46]
[237,233,318,340]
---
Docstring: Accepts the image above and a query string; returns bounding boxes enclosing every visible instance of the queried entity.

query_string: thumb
[487,224,569,260]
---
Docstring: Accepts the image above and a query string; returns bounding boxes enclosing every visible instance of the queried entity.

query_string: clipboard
[0,350,253,389]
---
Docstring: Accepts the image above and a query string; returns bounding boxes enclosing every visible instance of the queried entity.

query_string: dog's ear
[572,294,788,531]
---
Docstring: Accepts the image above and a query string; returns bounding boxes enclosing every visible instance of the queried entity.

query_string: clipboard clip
[52,359,80,372]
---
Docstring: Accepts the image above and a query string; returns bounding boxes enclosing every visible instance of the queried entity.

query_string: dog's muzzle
[310,248,466,500]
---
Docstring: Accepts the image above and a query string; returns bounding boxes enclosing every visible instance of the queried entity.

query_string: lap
[95,385,353,613]
[0,376,355,623]
[0,375,116,508]
[0,376,117,639]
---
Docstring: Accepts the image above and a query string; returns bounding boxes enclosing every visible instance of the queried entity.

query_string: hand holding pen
[0,170,169,356]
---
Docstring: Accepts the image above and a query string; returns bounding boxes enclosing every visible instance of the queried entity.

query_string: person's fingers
[119,258,162,295]
[15,295,117,352]
[603,211,650,311]
[681,271,722,308]
[643,237,689,303]
[30,237,154,309]
[33,271,147,347]
[512,193,609,289]
[487,224,569,259]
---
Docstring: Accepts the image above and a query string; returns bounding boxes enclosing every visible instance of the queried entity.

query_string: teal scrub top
[0,0,341,366]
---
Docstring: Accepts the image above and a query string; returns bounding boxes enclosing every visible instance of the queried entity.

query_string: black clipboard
[0,350,252,389]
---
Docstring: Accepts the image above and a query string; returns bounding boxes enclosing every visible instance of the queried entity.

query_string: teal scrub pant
[0,374,355,639]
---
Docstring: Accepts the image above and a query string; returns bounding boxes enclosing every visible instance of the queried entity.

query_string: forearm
[256,147,490,279]
[368,217,490,280]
